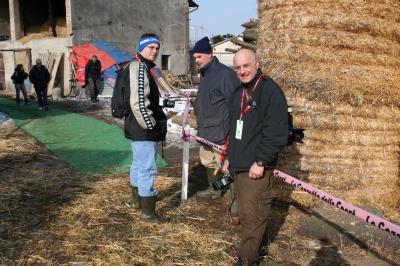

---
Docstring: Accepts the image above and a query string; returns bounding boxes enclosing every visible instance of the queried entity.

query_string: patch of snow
[0,112,16,126]
[166,118,198,149]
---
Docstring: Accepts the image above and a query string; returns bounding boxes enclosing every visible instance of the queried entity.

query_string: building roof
[188,0,198,7]
[241,21,257,29]
[211,35,242,47]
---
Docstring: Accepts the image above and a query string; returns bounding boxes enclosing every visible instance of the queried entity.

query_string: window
[161,55,170,70]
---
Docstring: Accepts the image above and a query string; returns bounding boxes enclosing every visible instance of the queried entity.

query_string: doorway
[0,53,4,90]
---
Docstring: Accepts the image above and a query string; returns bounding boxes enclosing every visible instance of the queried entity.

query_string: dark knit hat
[193,36,212,54]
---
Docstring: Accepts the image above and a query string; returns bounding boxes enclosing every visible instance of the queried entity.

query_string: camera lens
[166,100,175,108]
[211,172,234,190]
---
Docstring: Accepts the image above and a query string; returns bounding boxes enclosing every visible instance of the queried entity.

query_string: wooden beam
[47,52,63,96]
[241,21,257,29]
[243,29,258,42]
[225,48,239,53]
[230,38,257,51]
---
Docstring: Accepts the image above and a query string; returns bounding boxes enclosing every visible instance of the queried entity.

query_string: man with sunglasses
[112,33,167,223]
[224,49,289,266]
[29,59,50,111]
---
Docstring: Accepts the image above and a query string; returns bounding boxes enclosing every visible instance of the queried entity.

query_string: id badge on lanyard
[235,120,243,139]
[235,73,264,140]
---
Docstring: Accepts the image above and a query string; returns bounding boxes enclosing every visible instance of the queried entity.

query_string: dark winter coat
[85,60,102,80]
[29,65,50,89]
[11,69,28,84]
[193,57,240,145]
[227,69,289,172]
[115,54,167,141]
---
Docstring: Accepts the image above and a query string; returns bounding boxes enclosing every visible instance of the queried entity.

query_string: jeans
[35,84,48,108]
[130,140,158,197]
[15,83,29,104]
[88,77,100,101]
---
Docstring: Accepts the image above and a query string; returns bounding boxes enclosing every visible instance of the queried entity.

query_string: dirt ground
[0,91,399,266]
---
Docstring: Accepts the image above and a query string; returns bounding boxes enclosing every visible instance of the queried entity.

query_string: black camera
[212,171,234,190]
[159,97,175,108]
[287,106,305,146]
[289,129,305,144]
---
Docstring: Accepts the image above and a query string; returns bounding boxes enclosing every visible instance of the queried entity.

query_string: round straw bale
[259,0,400,211]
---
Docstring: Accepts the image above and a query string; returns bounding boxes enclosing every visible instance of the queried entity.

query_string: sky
[189,0,258,43]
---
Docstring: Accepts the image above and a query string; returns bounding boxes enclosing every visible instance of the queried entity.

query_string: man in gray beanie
[191,36,240,215]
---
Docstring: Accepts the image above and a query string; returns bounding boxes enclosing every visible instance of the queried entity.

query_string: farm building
[0,0,199,96]
[211,36,243,68]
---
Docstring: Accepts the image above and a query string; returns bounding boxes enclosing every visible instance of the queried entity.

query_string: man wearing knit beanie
[191,36,240,216]
[192,36,213,54]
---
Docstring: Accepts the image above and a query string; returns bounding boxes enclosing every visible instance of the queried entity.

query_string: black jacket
[227,70,289,171]
[118,54,167,141]
[193,57,240,145]
[11,69,28,84]
[29,65,50,88]
[85,60,102,80]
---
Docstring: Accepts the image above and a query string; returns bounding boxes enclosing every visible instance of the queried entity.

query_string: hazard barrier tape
[273,170,400,238]
[182,127,400,236]
[184,133,227,152]
[180,93,227,151]
[179,92,400,238]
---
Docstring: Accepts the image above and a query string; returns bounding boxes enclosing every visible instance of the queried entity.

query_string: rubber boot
[197,168,222,197]
[229,182,238,216]
[130,186,140,209]
[140,195,167,224]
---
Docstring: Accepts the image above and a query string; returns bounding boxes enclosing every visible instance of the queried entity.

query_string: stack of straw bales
[257,0,400,209]
[55,17,67,37]
[22,17,67,43]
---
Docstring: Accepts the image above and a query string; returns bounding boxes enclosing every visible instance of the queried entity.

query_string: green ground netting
[0,98,168,174]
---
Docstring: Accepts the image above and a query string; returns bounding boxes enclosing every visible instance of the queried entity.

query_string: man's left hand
[249,162,264,179]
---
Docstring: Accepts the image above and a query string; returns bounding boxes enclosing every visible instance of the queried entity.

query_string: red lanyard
[239,74,264,119]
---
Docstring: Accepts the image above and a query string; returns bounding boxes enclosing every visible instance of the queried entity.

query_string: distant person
[112,33,167,223]
[11,64,30,106]
[85,55,102,102]
[29,59,50,111]
[191,36,240,215]
[224,49,289,266]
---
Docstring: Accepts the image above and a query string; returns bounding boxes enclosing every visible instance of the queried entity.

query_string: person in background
[113,33,167,223]
[191,36,240,215]
[224,49,289,266]
[29,59,50,111]
[11,64,30,106]
[85,55,102,102]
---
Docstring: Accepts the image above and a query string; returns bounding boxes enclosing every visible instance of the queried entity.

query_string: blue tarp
[90,40,134,64]
[90,40,135,81]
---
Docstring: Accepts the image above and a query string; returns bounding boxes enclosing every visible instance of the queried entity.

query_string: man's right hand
[223,160,230,173]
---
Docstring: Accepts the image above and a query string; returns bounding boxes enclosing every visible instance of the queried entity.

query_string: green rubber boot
[197,168,222,198]
[130,186,140,209]
[229,182,238,216]
[140,196,167,224]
